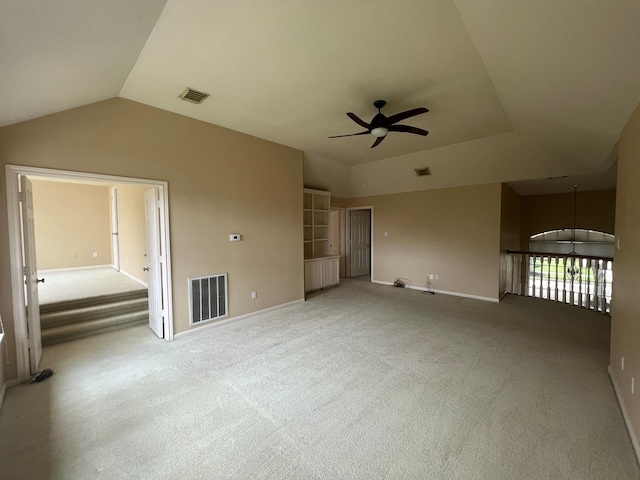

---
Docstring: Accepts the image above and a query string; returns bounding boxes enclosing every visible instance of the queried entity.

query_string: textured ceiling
[2,0,640,192]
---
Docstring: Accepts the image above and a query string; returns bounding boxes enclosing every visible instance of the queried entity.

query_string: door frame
[110,186,120,271]
[330,207,346,278]
[345,206,374,279]
[6,165,175,382]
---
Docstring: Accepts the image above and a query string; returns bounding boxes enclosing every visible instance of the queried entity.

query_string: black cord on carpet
[30,368,54,383]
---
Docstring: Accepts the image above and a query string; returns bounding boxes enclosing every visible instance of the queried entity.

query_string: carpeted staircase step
[41,297,149,328]
[40,289,147,314]
[41,310,149,346]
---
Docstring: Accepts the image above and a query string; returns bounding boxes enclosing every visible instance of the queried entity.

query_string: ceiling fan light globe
[371,127,388,138]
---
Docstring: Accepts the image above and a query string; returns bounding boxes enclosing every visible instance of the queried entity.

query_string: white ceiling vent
[414,167,431,177]
[179,87,210,104]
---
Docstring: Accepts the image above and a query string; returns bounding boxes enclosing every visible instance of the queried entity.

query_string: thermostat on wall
[230,234,241,242]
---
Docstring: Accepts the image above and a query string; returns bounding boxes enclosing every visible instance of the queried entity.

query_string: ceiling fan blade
[386,107,429,126]
[329,131,370,138]
[388,124,429,136]
[371,136,386,148]
[347,112,371,129]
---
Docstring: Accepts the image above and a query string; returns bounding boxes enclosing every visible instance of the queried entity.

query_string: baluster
[512,254,517,294]
[586,258,593,310]
[569,256,575,306]
[553,256,558,302]
[582,257,587,307]
[594,259,601,312]
[578,257,584,307]
[602,259,608,313]
[525,254,536,297]
[543,255,551,300]
[601,259,607,313]
[523,254,528,296]
[603,260,610,313]
[577,257,583,307]
[592,259,596,311]
[566,256,570,305]
[539,255,544,299]
[560,256,566,304]
[538,255,544,299]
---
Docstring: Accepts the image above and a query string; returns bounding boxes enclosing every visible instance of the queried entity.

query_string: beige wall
[331,196,348,208]
[0,98,304,381]
[345,183,502,300]
[31,180,112,270]
[520,190,616,249]
[499,184,522,296]
[113,184,148,284]
[610,102,640,448]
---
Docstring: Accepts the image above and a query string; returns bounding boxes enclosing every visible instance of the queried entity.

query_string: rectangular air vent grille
[179,87,210,104]
[414,167,431,177]
[189,273,228,325]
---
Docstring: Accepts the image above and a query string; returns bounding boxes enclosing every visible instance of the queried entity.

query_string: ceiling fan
[329,100,429,148]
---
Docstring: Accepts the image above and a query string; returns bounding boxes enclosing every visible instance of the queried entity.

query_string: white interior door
[110,187,120,271]
[350,209,371,277]
[20,176,42,372]
[145,188,164,338]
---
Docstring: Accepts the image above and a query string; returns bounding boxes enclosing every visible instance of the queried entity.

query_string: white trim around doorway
[5,165,175,382]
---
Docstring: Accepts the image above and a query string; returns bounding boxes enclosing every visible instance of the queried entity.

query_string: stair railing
[505,250,613,314]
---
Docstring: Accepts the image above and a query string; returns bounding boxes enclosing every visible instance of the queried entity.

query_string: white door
[350,209,371,277]
[20,176,42,372]
[145,188,163,338]
[110,187,120,271]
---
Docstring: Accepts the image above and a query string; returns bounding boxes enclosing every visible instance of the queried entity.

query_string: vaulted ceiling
[2,1,639,194]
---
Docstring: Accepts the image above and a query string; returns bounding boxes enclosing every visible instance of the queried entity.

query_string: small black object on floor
[31,368,54,383]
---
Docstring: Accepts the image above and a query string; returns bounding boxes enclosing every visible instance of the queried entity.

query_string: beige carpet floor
[37,266,145,305]
[1,279,638,479]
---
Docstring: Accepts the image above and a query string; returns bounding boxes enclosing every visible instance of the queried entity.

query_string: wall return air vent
[414,167,431,177]
[179,87,210,104]
[189,273,228,325]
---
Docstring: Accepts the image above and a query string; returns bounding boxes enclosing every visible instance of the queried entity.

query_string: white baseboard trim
[119,270,148,288]
[39,264,113,274]
[372,280,499,303]
[174,299,305,339]
[609,366,640,465]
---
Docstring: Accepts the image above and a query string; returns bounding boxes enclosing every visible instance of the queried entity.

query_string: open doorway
[32,180,162,342]
[346,207,373,279]
[6,165,173,381]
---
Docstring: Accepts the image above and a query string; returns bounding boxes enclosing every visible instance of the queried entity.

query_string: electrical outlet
[251,291,257,300]
[621,356,625,371]
[429,274,434,280]
[435,274,439,280]
[93,252,98,258]
[72,253,77,259]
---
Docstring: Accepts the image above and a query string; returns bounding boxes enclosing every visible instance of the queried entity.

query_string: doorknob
[37,278,45,284]
[143,267,149,272]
